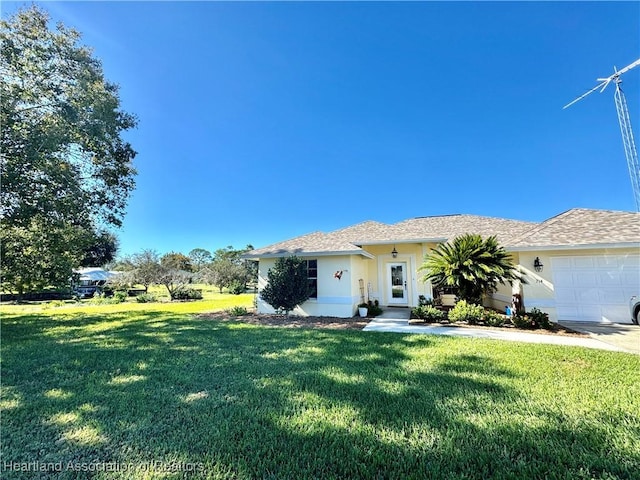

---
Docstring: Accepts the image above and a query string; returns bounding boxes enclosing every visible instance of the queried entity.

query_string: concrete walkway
[363,309,631,353]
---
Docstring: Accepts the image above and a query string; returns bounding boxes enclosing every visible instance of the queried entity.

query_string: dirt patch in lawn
[197,312,587,336]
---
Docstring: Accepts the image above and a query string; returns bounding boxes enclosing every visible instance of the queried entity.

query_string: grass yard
[0,289,254,316]
[2,303,639,479]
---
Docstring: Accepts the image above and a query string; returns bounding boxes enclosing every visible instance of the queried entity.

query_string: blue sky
[5,1,640,257]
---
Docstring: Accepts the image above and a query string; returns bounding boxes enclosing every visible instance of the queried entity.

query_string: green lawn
[2,303,639,479]
[0,288,254,316]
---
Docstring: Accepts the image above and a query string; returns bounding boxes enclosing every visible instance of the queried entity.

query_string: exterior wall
[256,256,359,318]
[256,243,638,321]
[256,258,276,314]
[514,247,639,323]
[350,255,370,308]
[255,243,437,317]
[486,252,522,312]
[487,282,515,312]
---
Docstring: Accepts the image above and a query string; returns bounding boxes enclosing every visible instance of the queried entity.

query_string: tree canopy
[128,249,162,292]
[196,245,256,293]
[79,231,119,267]
[419,234,522,304]
[0,6,137,296]
[188,248,213,271]
[161,252,193,272]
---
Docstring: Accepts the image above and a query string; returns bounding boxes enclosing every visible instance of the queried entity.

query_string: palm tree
[419,234,522,305]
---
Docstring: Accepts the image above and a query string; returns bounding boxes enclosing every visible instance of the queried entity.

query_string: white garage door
[552,255,640,323]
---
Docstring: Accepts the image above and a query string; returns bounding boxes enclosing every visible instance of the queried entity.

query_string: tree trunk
[16,284,24,303]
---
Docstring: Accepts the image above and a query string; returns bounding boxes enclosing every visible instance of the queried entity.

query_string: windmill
[564,58,640,211]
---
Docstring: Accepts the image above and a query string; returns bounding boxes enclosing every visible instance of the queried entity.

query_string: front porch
[357,242,434,309]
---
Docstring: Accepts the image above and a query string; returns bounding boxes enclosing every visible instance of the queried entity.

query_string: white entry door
[387,262,408,305]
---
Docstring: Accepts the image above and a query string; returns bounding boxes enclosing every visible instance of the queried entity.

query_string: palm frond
[420,233,522,303]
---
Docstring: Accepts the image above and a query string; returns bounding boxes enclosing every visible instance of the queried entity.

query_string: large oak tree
[1,6,137,296]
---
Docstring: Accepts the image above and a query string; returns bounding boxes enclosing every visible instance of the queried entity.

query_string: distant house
[243,208,640,324]
[73,267,120,297]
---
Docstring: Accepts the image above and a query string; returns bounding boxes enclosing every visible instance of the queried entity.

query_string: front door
[387,262,408,305]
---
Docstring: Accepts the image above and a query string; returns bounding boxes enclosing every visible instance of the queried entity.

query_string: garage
[552,254,640,324]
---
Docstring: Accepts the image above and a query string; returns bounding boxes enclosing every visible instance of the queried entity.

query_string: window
[306,259,318,299]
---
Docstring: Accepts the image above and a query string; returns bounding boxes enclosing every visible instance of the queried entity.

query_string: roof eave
[354,237,448,246]
[242,249,375,260]
[507,242,640,252]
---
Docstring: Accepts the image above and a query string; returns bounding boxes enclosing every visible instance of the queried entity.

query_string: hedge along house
[244,208,640,323]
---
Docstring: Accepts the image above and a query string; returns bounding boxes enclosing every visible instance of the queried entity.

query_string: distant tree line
[108,245,256,300]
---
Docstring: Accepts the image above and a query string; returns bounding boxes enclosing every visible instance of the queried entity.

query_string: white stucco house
[243,208,640,324]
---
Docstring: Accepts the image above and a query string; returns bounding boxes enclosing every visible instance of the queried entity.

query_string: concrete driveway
[558,321,640,354]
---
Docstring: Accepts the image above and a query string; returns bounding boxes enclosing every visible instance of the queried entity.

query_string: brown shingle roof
[505,208,640,249]
[246,215,537,257]
[244,230,373,258]
[244,209,640,258]
[368,215,536,245]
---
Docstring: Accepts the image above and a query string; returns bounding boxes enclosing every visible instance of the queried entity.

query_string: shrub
[261,256,311,315]
[171,288,203,301]
[448,300,485,325]
[528,308,552,330]
[100,285,115,297]
[113,290,127,303]
[226,306,249,316]
[418,295,434,306]
[88,291,126,305]
[367,300,383,317]
[228,280,246,295]
[136,293,157,303]
[90,294,113,305]
[512,308,552,330]
[512,313,534,329]
[411,305,446,323]
[484,309,506,327]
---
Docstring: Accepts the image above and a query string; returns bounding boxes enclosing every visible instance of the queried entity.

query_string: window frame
[305,259,318,299]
